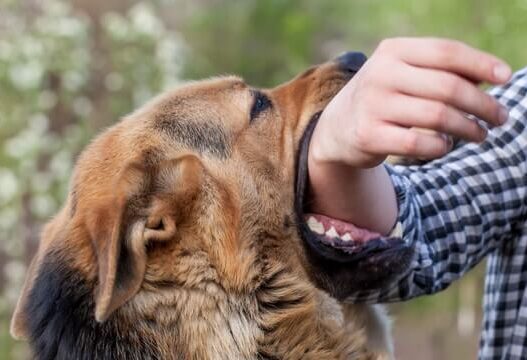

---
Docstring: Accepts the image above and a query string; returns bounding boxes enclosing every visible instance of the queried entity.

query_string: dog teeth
[341,233,353,241]
[307,216,324,234]
[325,226,338,238]
[389,222,403,237]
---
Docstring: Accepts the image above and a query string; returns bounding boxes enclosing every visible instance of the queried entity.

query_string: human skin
[308,38,512,234]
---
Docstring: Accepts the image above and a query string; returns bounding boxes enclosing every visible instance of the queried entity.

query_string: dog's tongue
[303,213,381,242]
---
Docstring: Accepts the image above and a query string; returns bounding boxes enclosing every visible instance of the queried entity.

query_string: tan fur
[11,59,393,359]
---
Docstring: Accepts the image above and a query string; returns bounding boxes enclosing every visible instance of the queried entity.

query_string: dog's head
[11,52,384,356]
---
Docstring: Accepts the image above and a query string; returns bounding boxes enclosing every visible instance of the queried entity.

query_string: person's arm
[302,39,527,302]
[351,85,527,301]
[309,38,511,235]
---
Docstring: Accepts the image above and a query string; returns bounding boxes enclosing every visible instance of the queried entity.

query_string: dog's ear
[10,155,204,337]
[92,155,204,322]
[90,161,148,323]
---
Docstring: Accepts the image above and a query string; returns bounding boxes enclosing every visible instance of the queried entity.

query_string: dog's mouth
[295,112,390,262]
[302,212,382,244]
[294,113,408,265]
[292,111,414,298]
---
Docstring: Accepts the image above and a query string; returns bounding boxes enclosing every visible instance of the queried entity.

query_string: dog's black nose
[336,51,368,73]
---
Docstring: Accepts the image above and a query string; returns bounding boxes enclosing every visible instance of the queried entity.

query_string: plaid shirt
[337,67,527,359]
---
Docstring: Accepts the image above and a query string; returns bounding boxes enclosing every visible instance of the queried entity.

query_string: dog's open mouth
[293,113,382,258]
[294,112,410,265]
[303,213,382,243]
[293,113,415,296]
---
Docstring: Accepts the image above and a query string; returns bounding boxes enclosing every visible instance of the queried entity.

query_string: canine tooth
[325,226,338,238]
[341,233,353,241]
[307,216,324,234]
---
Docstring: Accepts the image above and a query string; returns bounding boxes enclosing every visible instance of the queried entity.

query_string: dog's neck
[24,250,367,359]
[22,250,267,359]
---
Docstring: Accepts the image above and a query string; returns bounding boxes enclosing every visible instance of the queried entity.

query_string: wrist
[307,147,397,235]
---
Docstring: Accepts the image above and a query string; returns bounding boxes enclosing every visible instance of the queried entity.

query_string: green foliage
[182,0,527,86]
[181,0,354,86]
[366,0,527,71]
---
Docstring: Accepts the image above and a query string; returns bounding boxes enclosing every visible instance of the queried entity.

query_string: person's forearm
[308,151,397,235]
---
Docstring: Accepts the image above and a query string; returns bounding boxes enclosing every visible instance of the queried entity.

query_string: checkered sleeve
[348,67,527,303]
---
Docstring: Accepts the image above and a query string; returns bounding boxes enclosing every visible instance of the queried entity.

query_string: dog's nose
[336,51,368,73]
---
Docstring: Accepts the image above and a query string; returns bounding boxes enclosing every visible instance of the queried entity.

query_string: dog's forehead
[170,76,249,100]
[151,76,251,118]
[134,76,252,159]
[130,76,250,119]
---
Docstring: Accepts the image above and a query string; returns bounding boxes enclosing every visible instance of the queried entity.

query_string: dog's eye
[250,91,272,122]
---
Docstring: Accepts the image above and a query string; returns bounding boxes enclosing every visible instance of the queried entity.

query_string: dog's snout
[336,51,367,74]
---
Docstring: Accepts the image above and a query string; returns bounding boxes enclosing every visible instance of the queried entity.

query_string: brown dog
[10,53,405,359]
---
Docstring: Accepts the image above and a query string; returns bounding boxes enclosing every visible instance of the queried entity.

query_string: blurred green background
[0,0,525,358]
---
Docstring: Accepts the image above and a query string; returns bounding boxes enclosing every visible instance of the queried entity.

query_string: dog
[10,52,413,359]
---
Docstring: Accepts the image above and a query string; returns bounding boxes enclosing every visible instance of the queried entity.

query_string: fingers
[377,37,512,84]
[359,124,450,160]
[380,94,488,143]
[315,37,511,168]
[383,63,508,128]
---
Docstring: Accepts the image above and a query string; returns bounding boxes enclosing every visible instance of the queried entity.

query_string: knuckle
[402,132,419,154]
[353,124,373,151]
[484,94,500,116]
[377,38,398,54]
[429,104,448,129]
[428,134,448,158]
[477,60,495,80]
[469,121,483,137]
[438,137,450,156]
[365,65,386,86]
[443,77,462,100]
[377,39,391,52]
[435,40,460,62]
[432,145,448,159]
[361,91,379,110]
[353,129,368,150]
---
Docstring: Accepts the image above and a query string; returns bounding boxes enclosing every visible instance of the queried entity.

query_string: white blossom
[0,169,18,204]
[130,3,163,36]
[8,61,44,90]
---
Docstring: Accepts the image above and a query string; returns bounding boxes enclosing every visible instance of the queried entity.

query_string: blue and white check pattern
[347,67,527,359]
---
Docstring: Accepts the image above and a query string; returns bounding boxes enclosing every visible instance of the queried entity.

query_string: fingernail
[444,134,454,150]
[494,63,511,82]
[499,106,509,124]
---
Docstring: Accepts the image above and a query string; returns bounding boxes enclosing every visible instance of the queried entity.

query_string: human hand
[307,38,512,234]
[310,37,512,168]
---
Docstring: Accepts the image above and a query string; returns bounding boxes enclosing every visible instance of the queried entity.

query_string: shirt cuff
[385,164,432,270]
[384,164,417,243]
